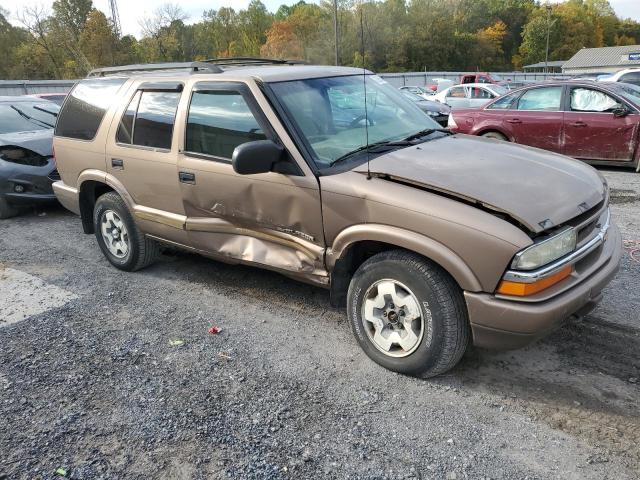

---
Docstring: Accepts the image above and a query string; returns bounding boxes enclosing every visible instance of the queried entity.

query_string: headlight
[511,228,577,270]
[427,110,439,117]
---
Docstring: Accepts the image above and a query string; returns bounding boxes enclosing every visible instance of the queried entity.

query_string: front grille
[577,219,598,245]
[48,169,61,182]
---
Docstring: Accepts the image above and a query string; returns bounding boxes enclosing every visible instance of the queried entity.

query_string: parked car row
[448,80,640,169]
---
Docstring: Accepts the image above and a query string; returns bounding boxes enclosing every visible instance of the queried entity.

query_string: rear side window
[55,78,126,140]
[116,90,181,150]
[517,86,563,111]
[185,90,266,159]
[447,87,466,98]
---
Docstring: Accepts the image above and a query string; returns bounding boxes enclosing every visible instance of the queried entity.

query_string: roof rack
[202,57,306,66]
[86,58,305,78]
[87,61,223,78]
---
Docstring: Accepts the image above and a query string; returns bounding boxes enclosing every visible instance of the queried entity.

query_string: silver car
[434,83,508,109]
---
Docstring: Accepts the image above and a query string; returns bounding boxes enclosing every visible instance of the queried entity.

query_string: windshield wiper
[403,128,451,142]
[33,105,58,118]
[10,105,54,128]
[330,139,413,166]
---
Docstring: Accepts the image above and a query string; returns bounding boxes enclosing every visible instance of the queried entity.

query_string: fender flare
[327,224,483,292]
[77,169,136,210]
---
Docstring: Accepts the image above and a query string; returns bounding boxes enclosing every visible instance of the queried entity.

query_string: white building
[562,45,640,75]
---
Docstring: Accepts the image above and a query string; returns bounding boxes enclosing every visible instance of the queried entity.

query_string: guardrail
[0,80,76,96]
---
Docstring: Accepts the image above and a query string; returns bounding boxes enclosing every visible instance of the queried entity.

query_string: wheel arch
[327,225,483,307]
[476,128,511,141]
[77,171,134,234]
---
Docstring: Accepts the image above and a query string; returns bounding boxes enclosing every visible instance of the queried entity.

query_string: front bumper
[466,222,622,349]
[0,157,58,206]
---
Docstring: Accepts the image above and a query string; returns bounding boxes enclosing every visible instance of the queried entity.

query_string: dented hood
[0,129,53,157]
[354,134,605,234]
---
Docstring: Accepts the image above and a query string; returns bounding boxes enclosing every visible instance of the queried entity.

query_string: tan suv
[53,59,622,377]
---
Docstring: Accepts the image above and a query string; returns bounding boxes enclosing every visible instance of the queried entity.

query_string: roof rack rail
[202,57,306,66]
[87,61,223,78]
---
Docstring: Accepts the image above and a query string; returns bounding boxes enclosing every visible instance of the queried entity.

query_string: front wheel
[481,131,507,141]
[93,192,158,271]
[0,196,19,219]
[347,250,469,378]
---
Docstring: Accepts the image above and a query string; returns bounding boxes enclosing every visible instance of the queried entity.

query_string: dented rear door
[175,81,327,282]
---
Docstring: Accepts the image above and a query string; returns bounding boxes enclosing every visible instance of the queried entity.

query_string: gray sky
[3,0,640,39]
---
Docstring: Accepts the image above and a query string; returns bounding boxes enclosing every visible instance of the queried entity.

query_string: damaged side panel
[177,154,328,284]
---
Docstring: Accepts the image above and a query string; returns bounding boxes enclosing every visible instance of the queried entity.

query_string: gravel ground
[0,168,638,480]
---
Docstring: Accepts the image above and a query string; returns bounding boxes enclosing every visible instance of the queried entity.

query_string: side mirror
[232,140,284,175]
[612,105,629,118]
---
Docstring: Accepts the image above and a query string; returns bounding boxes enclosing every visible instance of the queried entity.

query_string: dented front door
[175,81,327,282]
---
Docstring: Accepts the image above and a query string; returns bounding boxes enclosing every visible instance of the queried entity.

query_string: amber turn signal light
[497,265,573,297]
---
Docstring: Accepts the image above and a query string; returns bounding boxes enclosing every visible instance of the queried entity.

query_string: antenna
[360,6,371,180]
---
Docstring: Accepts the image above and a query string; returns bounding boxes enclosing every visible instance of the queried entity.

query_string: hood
[0,129,53,157]
[417,100,451,114]
[354,134,605,234]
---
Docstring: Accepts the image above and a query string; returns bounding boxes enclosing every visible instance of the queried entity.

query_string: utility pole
[333,0,339,66]
[544,4,552,74]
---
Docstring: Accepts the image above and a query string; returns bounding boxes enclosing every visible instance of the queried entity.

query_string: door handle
[506,118,522,124]
[179,171,196,184]
[111,158,124,169]
[570,121,587,127]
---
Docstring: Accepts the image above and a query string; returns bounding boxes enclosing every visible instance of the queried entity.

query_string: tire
[347,250,469,378]
[0,195,19,219]
[481,131,507,141]
[93,191,158,271]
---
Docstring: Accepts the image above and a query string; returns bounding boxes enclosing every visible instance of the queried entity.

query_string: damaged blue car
[0,96,59,219]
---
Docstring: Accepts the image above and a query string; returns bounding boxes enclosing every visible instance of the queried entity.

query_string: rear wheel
[347,250,469,378]
[93,192,158,271]
[0,196,19,219]
[481,131,507,141]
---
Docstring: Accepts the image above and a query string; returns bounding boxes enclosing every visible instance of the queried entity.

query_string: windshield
[271,75,441,168]
[615,83,640,105]
[0,102,59,133]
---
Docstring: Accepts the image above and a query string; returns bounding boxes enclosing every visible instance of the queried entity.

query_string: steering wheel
[349,115,375,128]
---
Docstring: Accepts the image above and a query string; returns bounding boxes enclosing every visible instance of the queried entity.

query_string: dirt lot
[0,168,638,480]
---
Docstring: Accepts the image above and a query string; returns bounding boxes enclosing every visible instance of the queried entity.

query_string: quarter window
[185,90,266,159]
[517,87,563,111]
[55,78,126,140]
[570,88,620,112]
[116,90,181,150]
[487,92,518,109]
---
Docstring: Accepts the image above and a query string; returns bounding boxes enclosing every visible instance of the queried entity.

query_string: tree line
[1,0,639,80]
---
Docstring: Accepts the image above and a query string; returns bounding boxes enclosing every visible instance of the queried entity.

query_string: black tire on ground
[93,191,158,271]
[347,250,470,378]
[0,196,19,220]
[481,131,508,141]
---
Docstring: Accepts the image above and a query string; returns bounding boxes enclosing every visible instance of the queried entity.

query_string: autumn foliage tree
[3,0,640,79]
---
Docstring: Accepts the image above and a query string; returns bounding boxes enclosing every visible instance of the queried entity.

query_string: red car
[448,81,640,169]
